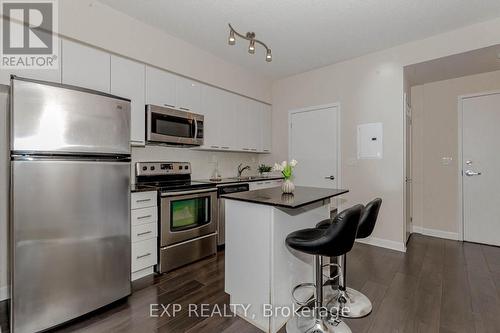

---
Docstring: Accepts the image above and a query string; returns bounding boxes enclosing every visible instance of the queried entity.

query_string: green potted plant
[257,164,273,177]
[273,159,298,194]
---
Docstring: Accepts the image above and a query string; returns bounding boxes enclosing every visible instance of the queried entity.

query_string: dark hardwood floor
[2,234,500,333]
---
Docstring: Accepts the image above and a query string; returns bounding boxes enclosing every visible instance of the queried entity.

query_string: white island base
[224,199,331,333]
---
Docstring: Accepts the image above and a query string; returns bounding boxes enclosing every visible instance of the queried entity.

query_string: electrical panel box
[357,122,383,159]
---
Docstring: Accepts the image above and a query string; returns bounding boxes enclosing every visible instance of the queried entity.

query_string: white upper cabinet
[61,39,110,92]
[237,98,262,152]
[111,55,146,146]
[176,76,201,113]
[200,85,223,149]
[197,86,270,153]
[145,66,176,108]
[220,91,238,150]
[261,104,272,153]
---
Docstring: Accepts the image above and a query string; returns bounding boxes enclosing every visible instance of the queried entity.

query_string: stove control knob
[150,166,155,171]
[179,165,183,170]
[142,166,147,171]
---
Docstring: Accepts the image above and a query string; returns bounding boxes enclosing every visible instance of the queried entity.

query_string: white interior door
[405,98,413,242]
[462,92,500,246]
[290,105,339,189]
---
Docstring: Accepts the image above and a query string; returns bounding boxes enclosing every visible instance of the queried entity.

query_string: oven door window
[170,196,210,231]
[152,112,195,138]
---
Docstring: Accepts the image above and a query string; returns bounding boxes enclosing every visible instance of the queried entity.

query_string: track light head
[228,29,235,45]
[266,49,272,62]
[248,40,255,54]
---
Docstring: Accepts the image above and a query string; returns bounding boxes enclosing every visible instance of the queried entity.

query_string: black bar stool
[318,198,382,319]
[285,204,363,333]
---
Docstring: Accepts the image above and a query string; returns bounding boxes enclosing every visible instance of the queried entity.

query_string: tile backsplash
[131,145,263,183]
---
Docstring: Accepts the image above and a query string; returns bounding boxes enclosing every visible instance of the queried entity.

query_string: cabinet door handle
[250,149,257,151]
[136,253,152,259]
[163,104,175,108]
[136,199,151,203]
[210,145,220,149]
[179,107,190,111]
[137,231,153,236]
[242,148,250,151]
[221,146,230,149]
[137,215,152,220]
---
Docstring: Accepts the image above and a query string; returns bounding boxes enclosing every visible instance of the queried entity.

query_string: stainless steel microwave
[146,104,204,146]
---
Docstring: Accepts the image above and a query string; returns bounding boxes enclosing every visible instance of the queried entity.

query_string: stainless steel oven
[160,188,217,246]
[146,104,204,146]
[158,187,217,272]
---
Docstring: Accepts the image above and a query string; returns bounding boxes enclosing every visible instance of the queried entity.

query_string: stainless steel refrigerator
[10,77,131,333]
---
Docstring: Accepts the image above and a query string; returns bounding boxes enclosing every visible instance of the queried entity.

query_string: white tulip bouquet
[273,159,298,180]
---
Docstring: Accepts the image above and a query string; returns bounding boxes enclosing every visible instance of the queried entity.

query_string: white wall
[267,17,500,251]
[411,70,500,239]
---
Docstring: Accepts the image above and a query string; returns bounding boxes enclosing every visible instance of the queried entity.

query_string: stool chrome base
[286,310,352,333]
[324,287,372,318]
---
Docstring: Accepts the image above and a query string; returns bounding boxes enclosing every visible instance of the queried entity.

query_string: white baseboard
[356,237,406,253]
[412,225,459,241]
[0,285,9,301]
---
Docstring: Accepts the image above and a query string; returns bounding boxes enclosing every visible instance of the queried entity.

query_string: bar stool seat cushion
[286,204,363,257]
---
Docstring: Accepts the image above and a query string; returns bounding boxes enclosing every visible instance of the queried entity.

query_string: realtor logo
[1,0,59,69]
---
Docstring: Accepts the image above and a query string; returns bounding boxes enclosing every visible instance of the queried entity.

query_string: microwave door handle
[194,119,198,140]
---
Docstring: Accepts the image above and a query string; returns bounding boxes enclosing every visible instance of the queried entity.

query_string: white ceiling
[98,0,500,79]
[405,44,500,86]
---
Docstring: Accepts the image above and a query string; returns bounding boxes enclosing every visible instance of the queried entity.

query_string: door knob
[464,170,482,176]
[325,176,335,180]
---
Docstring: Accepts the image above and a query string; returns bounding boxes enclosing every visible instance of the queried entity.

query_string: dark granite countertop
[196,176,284,185]
[221,186,349,209]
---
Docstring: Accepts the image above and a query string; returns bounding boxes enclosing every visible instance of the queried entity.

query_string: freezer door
[11,78,131,154]
[11,159,131,333]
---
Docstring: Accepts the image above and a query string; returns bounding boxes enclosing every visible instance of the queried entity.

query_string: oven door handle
[161,188,217,197]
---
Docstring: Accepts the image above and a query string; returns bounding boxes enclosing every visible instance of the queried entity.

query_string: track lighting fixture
[228,23,272,62]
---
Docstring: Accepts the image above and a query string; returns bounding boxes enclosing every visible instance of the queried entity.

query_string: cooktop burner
[135,161,215,193]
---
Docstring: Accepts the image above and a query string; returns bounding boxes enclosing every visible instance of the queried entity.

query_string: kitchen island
[222,186,348,333]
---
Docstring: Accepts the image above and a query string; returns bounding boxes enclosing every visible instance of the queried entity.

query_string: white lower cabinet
[131,191,158,281]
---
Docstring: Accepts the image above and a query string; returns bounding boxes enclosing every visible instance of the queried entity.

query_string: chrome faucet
[237,163,251,178]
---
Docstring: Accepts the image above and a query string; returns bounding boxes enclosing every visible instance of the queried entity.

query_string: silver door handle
[137,231,153,236]
[161,187,217,197]
[465,170,482,176]
[325,176,335,180]
[136,253,151,259]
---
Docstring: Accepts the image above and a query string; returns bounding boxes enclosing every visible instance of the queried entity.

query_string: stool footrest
[291,282,316,306]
